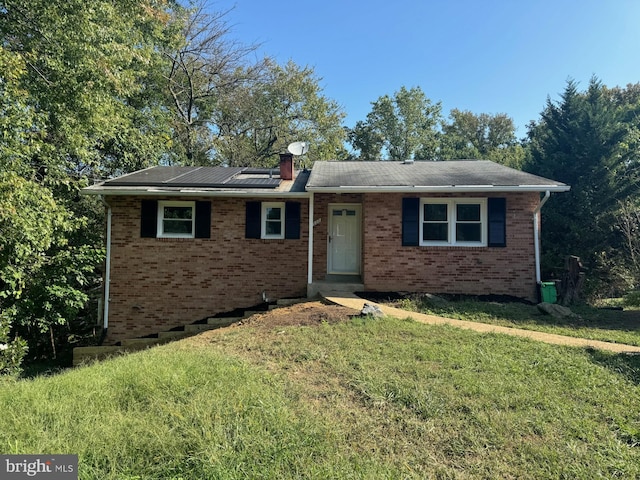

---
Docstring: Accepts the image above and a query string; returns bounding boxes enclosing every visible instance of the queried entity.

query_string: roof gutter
[305,185,570,194]
[82,188,311,198]
[533,190,551,285]
[99,196,112,332]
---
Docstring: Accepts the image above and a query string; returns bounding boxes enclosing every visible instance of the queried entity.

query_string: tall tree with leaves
[439,109,525,168]
[0,0,180,367]
[349,86,441,160]
[163,2,264,165]
[214,59,347,167]
[0,0,178,179]
[163,4,346,167]
[526,78,640,293]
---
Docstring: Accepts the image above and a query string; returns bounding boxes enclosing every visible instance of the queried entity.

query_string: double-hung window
[157,201,195,238]
[245,201,301,240]
[420,199,487,246]
[261,202,285,239]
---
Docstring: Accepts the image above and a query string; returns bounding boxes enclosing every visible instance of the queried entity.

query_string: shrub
[0,309,27,376]
[623,291,640,307]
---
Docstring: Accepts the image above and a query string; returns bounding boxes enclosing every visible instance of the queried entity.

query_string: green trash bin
[540,282,557,304]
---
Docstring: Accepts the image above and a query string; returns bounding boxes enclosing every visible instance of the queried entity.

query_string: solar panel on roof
[168,168,245,186]
[226,178,281,188]
[104,166,255,188]
[105,166,200,185]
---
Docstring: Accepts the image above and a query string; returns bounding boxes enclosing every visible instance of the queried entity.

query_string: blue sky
[211,0,640,137]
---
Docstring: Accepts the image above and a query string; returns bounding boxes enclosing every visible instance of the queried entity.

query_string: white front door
[328,204,361,274]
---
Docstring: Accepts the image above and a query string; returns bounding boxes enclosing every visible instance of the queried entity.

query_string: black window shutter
[402,197,420,246]
[140,200,158,238]
[488,197,507,247]
[195,201,211,238]
[245,201,261,239]
[285,201,301,239]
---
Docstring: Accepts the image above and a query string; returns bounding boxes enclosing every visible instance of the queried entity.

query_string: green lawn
[1,316,639,479]
[393,296,640,347]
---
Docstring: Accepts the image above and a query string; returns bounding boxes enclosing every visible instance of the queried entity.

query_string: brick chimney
[279,152,294,180]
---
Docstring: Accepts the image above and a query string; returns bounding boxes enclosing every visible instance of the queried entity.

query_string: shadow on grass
[574,308,640,333]
[586,348,640,386]
[506,307,640,334]
[20,351,73,379]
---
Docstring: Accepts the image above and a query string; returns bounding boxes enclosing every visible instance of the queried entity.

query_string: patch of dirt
[238,300,359,328]
[183,300,359,348]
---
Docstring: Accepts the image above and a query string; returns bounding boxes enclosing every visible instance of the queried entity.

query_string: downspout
[100,196,112,331]
[533,190,551,284]
[307,193,314,290]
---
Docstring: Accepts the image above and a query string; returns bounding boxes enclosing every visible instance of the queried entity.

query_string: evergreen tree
[526,78,640,293]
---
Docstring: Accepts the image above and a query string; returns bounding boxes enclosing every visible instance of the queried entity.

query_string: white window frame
[261,202,285,239]
[157,201,195,238]
[419,198,487,247]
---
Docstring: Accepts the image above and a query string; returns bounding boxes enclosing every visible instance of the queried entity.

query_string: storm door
[328,204,361,274]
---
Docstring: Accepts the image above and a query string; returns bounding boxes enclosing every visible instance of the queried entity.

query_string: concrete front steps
[72,298,307,366]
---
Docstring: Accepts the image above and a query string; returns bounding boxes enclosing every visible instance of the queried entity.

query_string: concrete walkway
[320,291,640,354]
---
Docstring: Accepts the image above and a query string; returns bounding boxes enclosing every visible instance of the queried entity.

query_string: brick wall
[361,192,539,301]
[310,192,539,300]
[106,190,540,342]
[105,195,308,343]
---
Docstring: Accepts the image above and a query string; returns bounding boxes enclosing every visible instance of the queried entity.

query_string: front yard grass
[392,295,640,347]
[1,313,639,479]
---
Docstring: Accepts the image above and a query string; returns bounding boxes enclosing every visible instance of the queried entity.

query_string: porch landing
[308,275,363,297]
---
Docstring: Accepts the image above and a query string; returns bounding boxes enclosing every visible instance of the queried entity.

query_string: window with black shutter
[140,200,211,239]
[403,196,505,247]
[246,200,301,240]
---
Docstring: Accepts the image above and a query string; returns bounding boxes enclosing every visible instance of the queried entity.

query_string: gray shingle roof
[306,160,569,192]
[84,160,569,197]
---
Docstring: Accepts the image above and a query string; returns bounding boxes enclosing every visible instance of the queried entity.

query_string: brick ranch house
[83,156,569,343]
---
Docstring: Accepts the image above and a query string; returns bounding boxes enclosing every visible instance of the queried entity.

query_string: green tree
[0,173,101,364]
[162,4,346,167]
[613,198,640,289]
[526,78,640,294]
[347,121,384,160]
[0,0,177,179]
[0,0,177,368]
[0,173,73,366]
[349,86,441,160]
[163,2,264,165]
[439,109,525,168]
[0,47,42,177]
[214,59,347,167]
